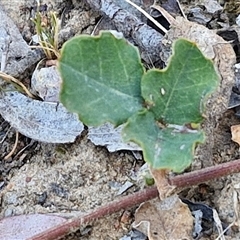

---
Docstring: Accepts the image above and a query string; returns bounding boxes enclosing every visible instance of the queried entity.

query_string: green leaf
[59,34,218,172]
[59,32,144,126]
[122,110,204,172]
[142,39,219,125]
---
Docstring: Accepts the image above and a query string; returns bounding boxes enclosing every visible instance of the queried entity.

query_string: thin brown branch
[170,159,240,187]
[29,159,240,240]
[28,186,159,240]
[85,0,164,63]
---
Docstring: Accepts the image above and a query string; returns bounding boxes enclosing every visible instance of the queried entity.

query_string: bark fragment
[85,0,164,63]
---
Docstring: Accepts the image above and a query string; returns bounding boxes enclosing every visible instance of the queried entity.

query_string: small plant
[0,6,60,98]
[31,3,60,59]
[58,32,219,173]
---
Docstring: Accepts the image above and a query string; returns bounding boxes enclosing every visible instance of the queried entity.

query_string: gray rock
[31,66,61,102]
[0,6,42,77]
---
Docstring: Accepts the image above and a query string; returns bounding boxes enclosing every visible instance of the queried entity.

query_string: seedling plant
[31,2,60,59]
[1,1,240,239]
[21,31,240,240]
[59,32,218,173]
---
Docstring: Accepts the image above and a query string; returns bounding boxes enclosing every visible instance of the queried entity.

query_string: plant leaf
[122,110,204,172]
[59,31,144,126]
[133,195,193,239]
[142,39,219,125]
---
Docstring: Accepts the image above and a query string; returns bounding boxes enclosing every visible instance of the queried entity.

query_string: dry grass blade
[176,0,187,19]
[4,131,19,160]
[151,4,176,25]
[30,45,60,59]
[0,72,35,98]
[124,0,168,34]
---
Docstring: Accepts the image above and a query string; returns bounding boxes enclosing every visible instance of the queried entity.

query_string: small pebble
[4,208,13,217]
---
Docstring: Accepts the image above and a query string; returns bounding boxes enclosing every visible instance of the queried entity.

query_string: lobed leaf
[122,110,204,172]
[142,39,219,125]
[59,34,219,172]
[59,32,144,126]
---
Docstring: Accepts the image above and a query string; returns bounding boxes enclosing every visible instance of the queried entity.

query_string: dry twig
[30,159,240,240]
[85,0,164,63]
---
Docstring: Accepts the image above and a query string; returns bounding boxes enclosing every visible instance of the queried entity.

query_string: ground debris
[133,195,193,240]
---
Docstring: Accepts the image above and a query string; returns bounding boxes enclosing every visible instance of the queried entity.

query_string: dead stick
[29,159,240,240]
[85,0,164,63]
[28,186,159,240]
[170,159,240,187]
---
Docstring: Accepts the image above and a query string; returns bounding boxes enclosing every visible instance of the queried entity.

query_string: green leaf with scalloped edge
[122,110,204,172]
[59,32,144,126]
[59,33,219,172]
[142,39,219,125]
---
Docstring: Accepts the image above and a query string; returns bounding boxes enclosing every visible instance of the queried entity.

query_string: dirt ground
[1,0,240,239]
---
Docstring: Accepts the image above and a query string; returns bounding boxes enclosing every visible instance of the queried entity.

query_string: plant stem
[170,159,240,187]
[28,186,159,240]
[29,159,240,240]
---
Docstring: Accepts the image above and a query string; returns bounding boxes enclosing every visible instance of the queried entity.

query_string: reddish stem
[29,159,240,240]
[28,186,159,240]
[170,159,240,187]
